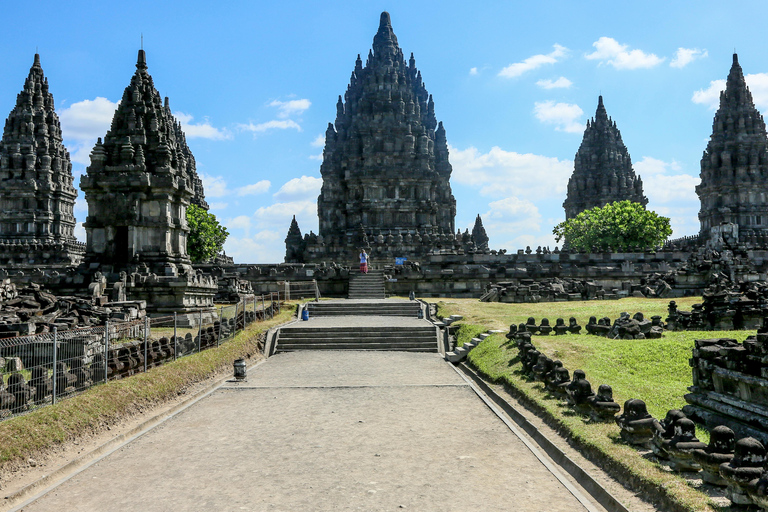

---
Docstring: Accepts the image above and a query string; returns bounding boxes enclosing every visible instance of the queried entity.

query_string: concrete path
[19,351,598,512]
[287,315,434,329]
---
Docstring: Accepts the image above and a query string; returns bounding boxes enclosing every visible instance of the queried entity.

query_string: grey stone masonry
[696,54,768,239]
[0,54,83,266]
[310,12,456,258]
[80,49,203,272]
[563,96,647,220]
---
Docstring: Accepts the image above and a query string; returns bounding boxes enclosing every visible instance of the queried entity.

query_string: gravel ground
[19,351,598,512]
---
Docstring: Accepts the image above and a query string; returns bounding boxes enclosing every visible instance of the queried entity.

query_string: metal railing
[0,292,283,421]
[280,280,320,301]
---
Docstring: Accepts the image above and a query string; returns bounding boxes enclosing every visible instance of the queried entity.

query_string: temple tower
[316,11,456,242]
[0,54,82,265]
[80,49,201,272]
[696,53,768,239]
[563,96,647,220]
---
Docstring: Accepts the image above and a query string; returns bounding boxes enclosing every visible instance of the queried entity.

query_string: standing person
[359,248,368,274]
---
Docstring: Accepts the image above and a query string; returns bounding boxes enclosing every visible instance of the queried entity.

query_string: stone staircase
[348,269,386,299]
[270,299,438,353]
[305,300,420,317]
[275,324,438,353]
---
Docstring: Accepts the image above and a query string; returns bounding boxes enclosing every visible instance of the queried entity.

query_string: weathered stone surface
[563,96,647,220]
[80,49,205,272]
[697,54,768,242]
[287,12,457,264]
[0,54,83,266]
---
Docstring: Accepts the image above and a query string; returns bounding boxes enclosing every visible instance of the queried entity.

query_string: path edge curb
[456,361,631,512]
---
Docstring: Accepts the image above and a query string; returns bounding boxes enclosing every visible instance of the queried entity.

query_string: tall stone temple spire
[562,96,647,220]
[315,11,456,242]
[80,49,202,270]
[0,54,82,265]
[696,53,768,239]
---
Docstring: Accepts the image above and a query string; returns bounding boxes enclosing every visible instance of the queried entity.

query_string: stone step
[307,305,415,310]
[279,334,436,342]
[305,312,417,318]
[276,345,436,353]
[281,326,435,335]
[280,338,436,346]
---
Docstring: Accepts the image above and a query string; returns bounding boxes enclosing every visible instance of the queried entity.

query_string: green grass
[0,306,294,476]
[439,297,743,512]
[454,324,487,347]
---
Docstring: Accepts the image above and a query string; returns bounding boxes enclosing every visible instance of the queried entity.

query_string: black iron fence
[0,292,283,421]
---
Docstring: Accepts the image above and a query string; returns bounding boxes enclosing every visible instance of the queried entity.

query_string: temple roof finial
[137,49,147,71]
[33,53,41,67]
[379,11,391,29]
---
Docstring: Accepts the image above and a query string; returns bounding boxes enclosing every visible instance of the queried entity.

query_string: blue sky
[2,1,767,262]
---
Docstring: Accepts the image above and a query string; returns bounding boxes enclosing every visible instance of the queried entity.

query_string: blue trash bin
[301,309,309,321]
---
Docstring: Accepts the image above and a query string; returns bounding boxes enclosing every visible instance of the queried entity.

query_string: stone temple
[696,53,768,242]
[0,54,82,266]
[563,96,647,220]
[81,49,205,272]
[286,12,459,264]
[80,49,216,316]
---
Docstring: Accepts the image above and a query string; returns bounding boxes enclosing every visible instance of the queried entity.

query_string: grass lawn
[440,297,750,512]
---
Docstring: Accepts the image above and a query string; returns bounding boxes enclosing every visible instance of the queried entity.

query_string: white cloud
[208,202,229,210]
[224,230,284,264]
[536,77,572,89]
[693,73,768,110]
[633,156,700,238]
[237,120,302,134]
[644,173,700,204]
[499,44,568,78]
[469,67,478,76]
[200,174,229,198]
[58,97,119,166]
[633,156,682,176]
[311,134,325,147]
[449,145,573,200]
[226,215,253,236]
[585,37,664,69]
[74,222,86,243]
[173,111,231,140]
[255,200,316,219]
[59,97,118,140]
[269,99,311,118]
[533,100,584,133]
[273,176,322,202]
[309,153,323,161]
[635,156,699,204]
[670,48,708,68]
[236,180,271,196]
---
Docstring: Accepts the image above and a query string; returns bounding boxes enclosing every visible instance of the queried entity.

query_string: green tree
[186,204,229,263]
[553,201,672,252]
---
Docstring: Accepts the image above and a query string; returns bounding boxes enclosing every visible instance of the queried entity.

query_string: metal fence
[0,292,283,421]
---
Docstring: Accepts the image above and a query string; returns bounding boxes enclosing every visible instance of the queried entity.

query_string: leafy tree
[186,204,229,263]
[553,200,672,252]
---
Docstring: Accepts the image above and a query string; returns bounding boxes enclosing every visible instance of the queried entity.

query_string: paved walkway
[287,316,434,328]
[20,351,596,512]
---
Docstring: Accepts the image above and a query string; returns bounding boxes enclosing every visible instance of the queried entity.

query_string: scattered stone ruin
[0,280,147,337]
[665,279,768,331]
[479,278,609,303]
[685,332,768,444]
[563,95,647,220]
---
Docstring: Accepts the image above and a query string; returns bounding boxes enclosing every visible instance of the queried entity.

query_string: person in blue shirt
[359,249,368,274]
